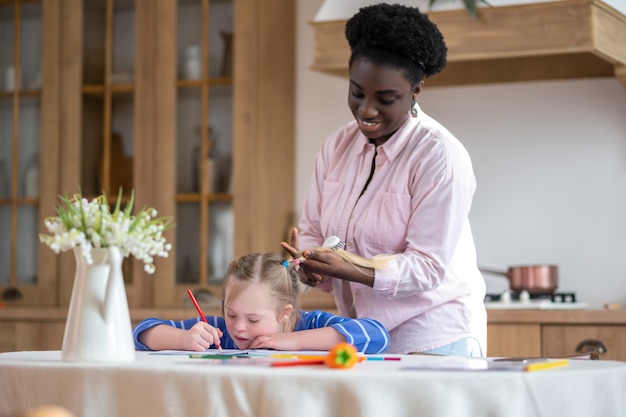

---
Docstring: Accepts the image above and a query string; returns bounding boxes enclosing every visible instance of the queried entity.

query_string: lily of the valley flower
[39,189,174,274]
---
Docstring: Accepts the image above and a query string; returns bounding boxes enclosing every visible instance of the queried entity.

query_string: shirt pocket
[359,191,411,253]
[320,180,345,234]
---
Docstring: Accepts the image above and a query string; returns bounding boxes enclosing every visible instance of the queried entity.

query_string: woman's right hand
[180,322,223,352]
[280,227,326,287]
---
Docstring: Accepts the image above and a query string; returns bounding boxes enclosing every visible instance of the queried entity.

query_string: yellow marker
[524,359,568,372]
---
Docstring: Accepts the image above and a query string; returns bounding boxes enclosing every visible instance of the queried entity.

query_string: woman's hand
[280,227,326,287]
[297,247,376,288]
[179,322,223,352]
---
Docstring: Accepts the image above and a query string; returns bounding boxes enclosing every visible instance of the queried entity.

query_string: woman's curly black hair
[345,3,447,85]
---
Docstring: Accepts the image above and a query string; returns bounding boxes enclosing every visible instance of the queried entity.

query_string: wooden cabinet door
[487,323,542,357]
[58,0,177,307]
[542,324,626,361]
[0,321,65,352]
[0,0,61,306]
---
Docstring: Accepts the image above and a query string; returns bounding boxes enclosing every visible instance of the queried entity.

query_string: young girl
[133,253,390,353]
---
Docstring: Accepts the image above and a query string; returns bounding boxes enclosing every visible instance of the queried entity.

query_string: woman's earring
[411,100,418,118]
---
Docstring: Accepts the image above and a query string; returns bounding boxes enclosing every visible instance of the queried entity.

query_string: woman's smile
[358,119,382,133]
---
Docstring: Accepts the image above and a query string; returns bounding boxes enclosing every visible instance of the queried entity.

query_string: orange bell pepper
[325,342,360,369]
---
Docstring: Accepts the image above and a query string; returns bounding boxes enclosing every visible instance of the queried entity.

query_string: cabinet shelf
[0,198,38,205]
[79,77,233,95]
[175,192,232,203]
[176,77,233,88]
[81,84,134,94]
[0,89,41,99]
[311,0,626,89]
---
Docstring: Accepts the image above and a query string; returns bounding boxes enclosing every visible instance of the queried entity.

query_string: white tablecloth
[1,351,625,417]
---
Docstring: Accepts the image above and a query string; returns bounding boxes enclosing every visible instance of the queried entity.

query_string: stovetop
[484,291,588,310]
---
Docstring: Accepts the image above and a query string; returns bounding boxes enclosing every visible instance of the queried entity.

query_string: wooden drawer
[0,321,65,352]
[487,323,541,357]
[542,324,626,361]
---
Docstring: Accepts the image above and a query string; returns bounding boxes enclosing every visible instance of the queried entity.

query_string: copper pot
[479,265,559,295]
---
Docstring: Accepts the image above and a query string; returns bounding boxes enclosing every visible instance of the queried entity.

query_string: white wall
[296,0,626,309]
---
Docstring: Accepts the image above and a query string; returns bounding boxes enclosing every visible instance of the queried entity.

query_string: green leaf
[462,0,479,18]
[113,187,123,216]
[124,190,135,217]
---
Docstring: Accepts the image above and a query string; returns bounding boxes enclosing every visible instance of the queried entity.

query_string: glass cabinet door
[80,0,136,200]
[56,0,178,308]
[169,0,233,309]
[53,0,143,306]
[0,0,54,305]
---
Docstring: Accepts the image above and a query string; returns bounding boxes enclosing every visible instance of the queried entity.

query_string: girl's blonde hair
[222,253,301,332]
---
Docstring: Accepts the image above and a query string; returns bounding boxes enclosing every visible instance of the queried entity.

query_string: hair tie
[282,258,302,271]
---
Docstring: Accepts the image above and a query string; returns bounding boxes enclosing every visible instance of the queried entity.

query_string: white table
[1,351,625,417]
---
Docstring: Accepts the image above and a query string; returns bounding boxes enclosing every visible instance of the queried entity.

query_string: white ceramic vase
[62,246,135,362]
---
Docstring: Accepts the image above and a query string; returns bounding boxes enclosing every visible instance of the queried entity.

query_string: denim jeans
[421,337,483,357]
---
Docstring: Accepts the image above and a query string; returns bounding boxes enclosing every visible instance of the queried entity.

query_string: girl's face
[223,281,292,349]
[348,58,422,146]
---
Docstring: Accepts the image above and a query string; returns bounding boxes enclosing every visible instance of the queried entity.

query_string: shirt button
[355,289,361,296]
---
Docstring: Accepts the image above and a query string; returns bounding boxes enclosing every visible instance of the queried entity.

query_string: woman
[282,3,486,356]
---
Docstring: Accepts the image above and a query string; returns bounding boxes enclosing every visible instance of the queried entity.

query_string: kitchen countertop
[487,309,626,324]
[2,285,625,324]
[2,306,626,325]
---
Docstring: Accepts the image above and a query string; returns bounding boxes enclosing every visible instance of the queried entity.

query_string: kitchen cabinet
[310,0,626,89]
[0,0,295,311]
[487,309,626,361]
[0,0,61,306]
[5,305,626,355]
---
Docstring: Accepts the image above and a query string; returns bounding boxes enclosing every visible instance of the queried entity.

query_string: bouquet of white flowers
[39,190,174,274]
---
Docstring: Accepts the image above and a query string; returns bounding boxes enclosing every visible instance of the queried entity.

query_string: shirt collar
[356,112,420,160]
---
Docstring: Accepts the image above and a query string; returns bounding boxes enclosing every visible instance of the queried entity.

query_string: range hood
[311,0,626,89]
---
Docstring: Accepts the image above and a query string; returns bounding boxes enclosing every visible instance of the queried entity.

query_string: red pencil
[187,289,222,351]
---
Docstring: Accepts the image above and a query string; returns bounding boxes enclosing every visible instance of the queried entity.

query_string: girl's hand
[249,327,345,351]
[247,332,302,351]
[180,322,223,352]
[280,227,326,287]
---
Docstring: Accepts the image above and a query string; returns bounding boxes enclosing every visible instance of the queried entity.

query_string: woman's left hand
[299,248,375,287]
[280,227,326,286]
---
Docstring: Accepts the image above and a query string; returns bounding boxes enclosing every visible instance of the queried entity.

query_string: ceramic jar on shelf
[23,152,39,198]
[184,45,202,81]
[192,126,218,194]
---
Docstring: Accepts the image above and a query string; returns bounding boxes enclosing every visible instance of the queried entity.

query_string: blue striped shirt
[133,310,390,354]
